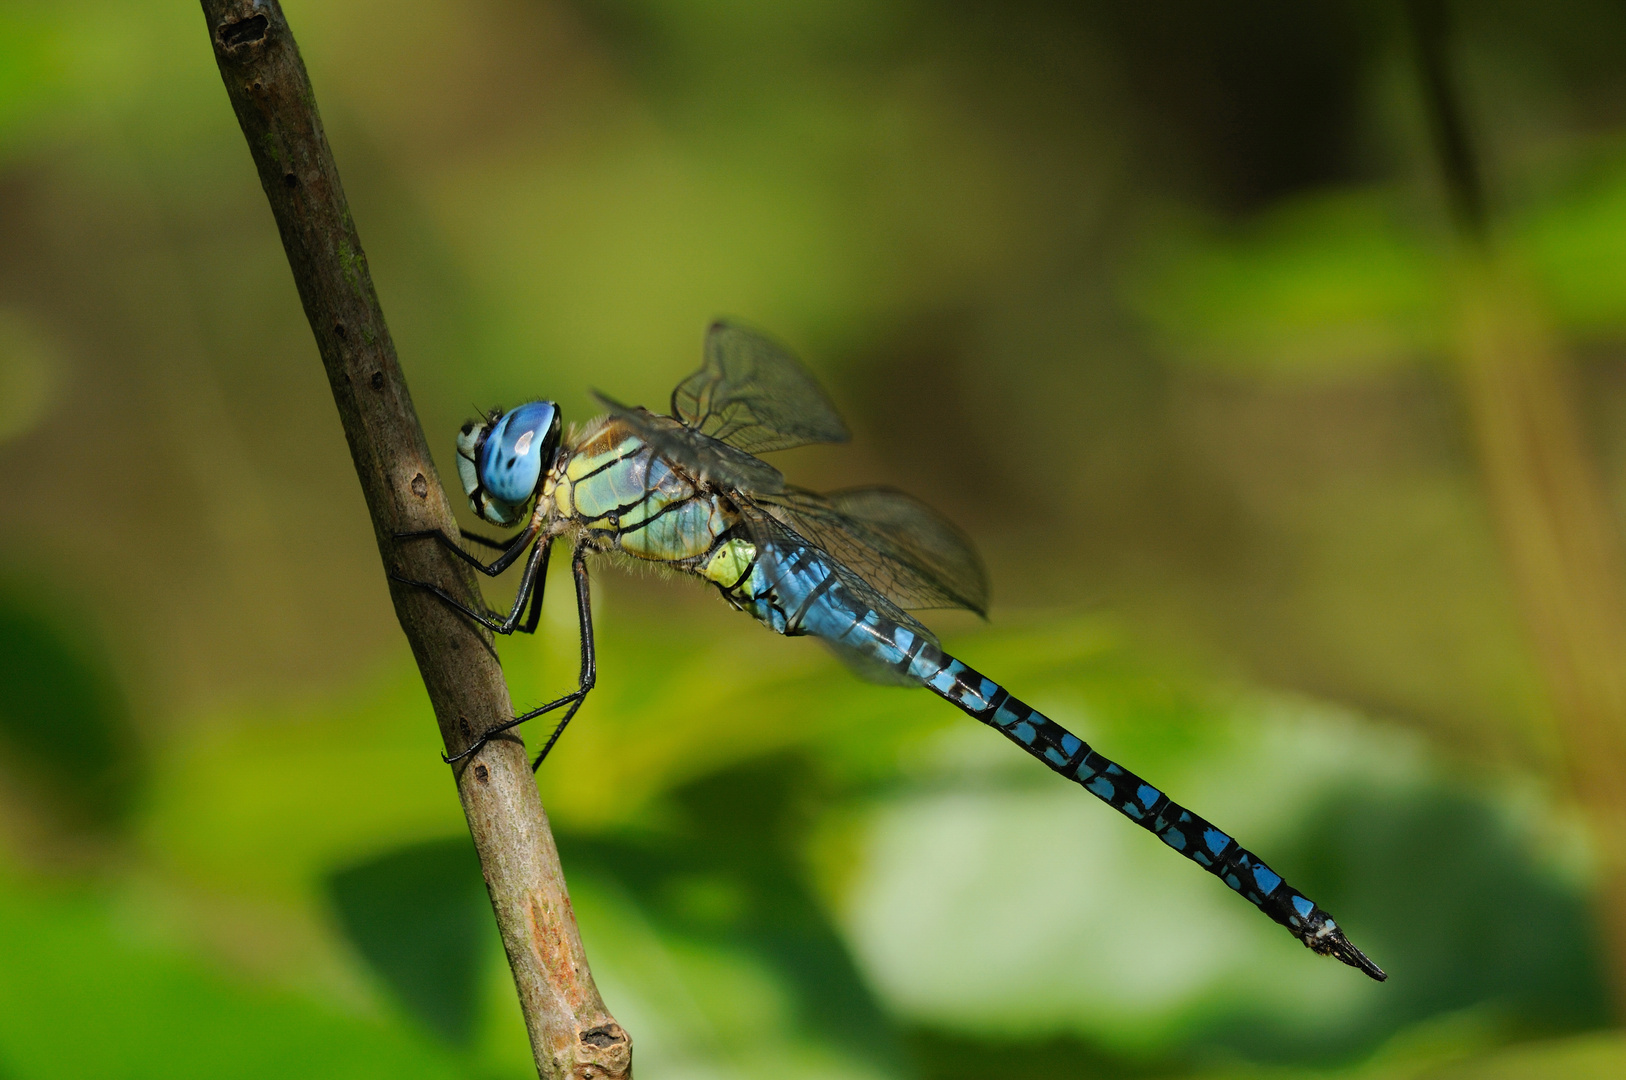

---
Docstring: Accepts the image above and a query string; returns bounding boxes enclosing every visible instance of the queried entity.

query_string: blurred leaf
[141,665,464,901]
[565,865,896,1080]
[1517,151,1626,333]
[901,1025,1160,1080]
[0,586,141,831]
[1198,786,1610,1063]
[559,753,903,1067]
[326,837,491,1047]
[1418,1031,1626,1080]
[1129,152,1626,385]
[0,872,464,1080]
[1126,191,1446,381]
[0,7,61,160]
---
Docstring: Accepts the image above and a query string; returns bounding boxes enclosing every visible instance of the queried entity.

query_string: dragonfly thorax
[456,400,561,526]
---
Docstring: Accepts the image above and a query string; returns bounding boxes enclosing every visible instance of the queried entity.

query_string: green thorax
[549,417,737,564]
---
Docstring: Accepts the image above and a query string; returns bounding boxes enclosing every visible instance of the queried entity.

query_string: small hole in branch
[220,14,269,49]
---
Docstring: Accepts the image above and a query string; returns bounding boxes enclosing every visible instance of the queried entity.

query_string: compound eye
[477,401,557,504]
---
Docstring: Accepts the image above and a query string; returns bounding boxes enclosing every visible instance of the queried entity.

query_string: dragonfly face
[455,400,561,526]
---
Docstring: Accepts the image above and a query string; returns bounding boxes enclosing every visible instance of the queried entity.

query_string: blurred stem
[1408,0,1626,1013]
[1449,260,1626,1009]
[196,4,631,1077]
[1405,0,1485,242]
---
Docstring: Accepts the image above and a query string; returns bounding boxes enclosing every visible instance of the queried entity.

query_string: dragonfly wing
[671,321,851,454]
[757,487,989,616]
[741,506,937,686]
[593,393,786,494]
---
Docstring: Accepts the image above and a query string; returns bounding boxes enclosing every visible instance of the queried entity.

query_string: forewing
[757,487,989,616]
[593,393,785,493]
[741,505,936,685]
[671,321,851,453]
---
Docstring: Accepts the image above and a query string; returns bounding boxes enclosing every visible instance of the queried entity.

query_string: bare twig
[197,4,630,1075]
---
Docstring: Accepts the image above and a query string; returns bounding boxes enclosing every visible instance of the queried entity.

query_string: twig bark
[197,4,631,1076]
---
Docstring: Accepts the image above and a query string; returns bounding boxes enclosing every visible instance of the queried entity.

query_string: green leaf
[326,838,492,1047]
[0,874,465,1080]
[0,586,142,831]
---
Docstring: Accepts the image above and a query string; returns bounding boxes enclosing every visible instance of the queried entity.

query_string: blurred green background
[8,0,1626,1076]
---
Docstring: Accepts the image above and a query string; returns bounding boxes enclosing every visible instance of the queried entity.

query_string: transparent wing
[740,504,937,685]
[592,393,785,493]
[671,321,851,454]
[756,486,989,616]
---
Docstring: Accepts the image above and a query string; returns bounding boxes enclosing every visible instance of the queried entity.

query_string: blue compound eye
[477,400,559,505]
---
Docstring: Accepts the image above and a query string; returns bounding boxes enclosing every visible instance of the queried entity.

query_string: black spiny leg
[442,544,597,769]
[519,545,548,635]
[449,529,510,551]
[391,534,551,635]
[529,546,597,771]
[396,520,540,577]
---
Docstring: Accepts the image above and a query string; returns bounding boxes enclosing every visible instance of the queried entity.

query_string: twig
[197,4,631,1076]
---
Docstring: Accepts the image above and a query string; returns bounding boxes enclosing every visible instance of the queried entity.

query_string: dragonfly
[393,320,1387,981]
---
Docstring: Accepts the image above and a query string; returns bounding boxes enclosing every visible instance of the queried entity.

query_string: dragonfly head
[456,400,561,526]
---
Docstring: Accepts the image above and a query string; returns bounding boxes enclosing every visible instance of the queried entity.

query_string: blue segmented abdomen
[707,538,1386,980]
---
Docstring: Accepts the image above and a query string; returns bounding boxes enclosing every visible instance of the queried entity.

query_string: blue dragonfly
[394,321,1387,981]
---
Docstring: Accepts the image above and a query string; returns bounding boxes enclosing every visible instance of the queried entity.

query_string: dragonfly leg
[447,529,510,551]
[395,520,540,577]
[531,547,597,770]
[442,544,596,769]
[390,535,551,636]
[519,548,547,635]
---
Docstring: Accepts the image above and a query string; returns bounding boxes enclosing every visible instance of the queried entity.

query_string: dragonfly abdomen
[913,646,1387,980]
[700,536,1384,979]
[704,538,904,650]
